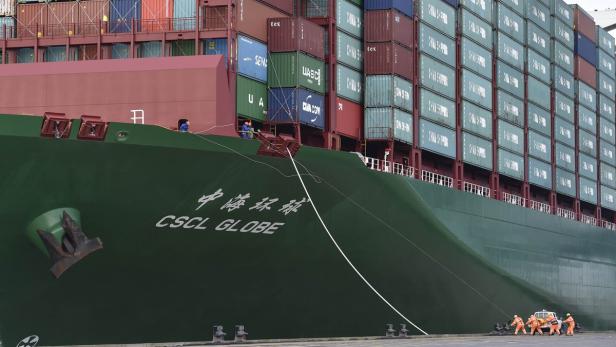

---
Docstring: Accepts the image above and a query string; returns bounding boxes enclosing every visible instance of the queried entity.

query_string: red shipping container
[267,17,324,59]
[364,9,414,49]
[575,55,597,88]
[335,97,362,139]
[237,0,287,42]
[16,3,47,38]
[364,42,413,80]
[47,2,79,37]
[0,55,235,136]
[259,0,293,15]
[141,0,173,32]
[78,0,110,35]
[572,4,596,43]
[203,6,228,30]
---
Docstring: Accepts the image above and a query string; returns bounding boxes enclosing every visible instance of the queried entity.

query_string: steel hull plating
[0,115,614,346]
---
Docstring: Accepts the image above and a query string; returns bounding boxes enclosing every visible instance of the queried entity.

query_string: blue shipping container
[574,32,597,67]
[238,35,267,83]
[268,88,325,129]
[109,0,142,33]
[173,0,196,30]
[203,38,228,65]
[364,0,413,17]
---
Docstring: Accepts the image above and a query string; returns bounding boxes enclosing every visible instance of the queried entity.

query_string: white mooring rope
[286,148,429,336]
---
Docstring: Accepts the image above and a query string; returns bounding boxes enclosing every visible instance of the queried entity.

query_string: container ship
[1,0,616,345]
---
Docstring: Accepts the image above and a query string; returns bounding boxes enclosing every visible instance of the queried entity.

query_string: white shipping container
[0,0,15,16]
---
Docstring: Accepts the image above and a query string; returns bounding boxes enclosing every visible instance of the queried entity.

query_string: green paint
[236,75,267,121]
[268,52,326,94]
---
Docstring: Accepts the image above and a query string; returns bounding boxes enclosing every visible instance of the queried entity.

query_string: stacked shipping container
[363,1,413,144]
[0,0,15,40]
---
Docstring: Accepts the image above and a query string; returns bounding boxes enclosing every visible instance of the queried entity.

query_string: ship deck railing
[361,155,616,231]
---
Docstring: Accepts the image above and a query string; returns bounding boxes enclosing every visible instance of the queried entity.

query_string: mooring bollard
[235,325,248,342]
[212,325,226,343]
[399,323,409,337]
[385,323,396,337]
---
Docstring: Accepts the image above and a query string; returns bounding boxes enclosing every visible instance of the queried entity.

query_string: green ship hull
[0,115,614,346]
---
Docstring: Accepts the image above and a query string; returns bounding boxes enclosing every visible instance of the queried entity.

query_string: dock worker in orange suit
[546,312,561,335]
[510,314,527,335]
[563,313,576,336]
[526,314,543,335]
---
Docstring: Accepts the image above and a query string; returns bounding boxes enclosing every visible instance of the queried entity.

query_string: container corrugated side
[526,48,550,84]
[46,2,79,37]
[364,42,413,80]
[111,43,129,59]
[579,177,597,204]
[555,143,575,172]
[495,31,524,71]
[601,163,616,188]
[45,45,66,62]
[461,68,492,108]
[528,130,551,162]
[496,60,524,98]
[554,92,574,122]
[552,17,574,50]
[419,54,456,99]
[16,47,34,63]
[551,0,573,28]
[419,87,456,128]
[0,0,15,16]
[496,90,524,126]
[599,94,615,120]
[364,108,412,143]
[364,0,413,18]
[579,153,597,180]
[528,158,552,190]
[579,129,597,157]
[600,119,616,145]
[335,97,362,139]
[498,119,524,154]
[364,75,412,112]
[556,168,576,197]
[597,26,616,55]
[417,0,456,38]
[572,4,596,43]
[170,40,195,56]
[364,9,414,48]
[109,0,141,33]
[462,132,492,170]
[419,119,456,158]
[598,72,615,99]
[528,103,550,136]
[267,17,325,60]
[418,22,456,67]
[574,32,598,67]
[138,41,161,57]
[259,0,294,15]
[527,76,551,111]
[552,65,574,98]
[459,9,492,49]
[598,49,615,76]
[554,117,574,147]
[337,30,363,70]
[459,0,492,23]
[141,0,172,32]
[495,4,525,44]
[552,39,574,74]
[601,186,616,210]
[526,0,550,28]
[600,140,616,164]
[579,105,596,134]
[498,148,524,180]
[526,22,550,58]
[78,0,109,35]
[237,75,267,121]
[237,0,287,42]
[336,0,362,38]
[16,3,47,38]
[238,35,267,83]
[460,37,492,79]
[577,80,596,110]
[575,55,597,88]
[268,52,326,94]
[336,64,363,103]
[268,88,325,129]
[462,100,492,139]
[500,0,523,15]
[0,16,15,39]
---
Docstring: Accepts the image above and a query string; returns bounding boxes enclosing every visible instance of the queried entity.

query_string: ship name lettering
[215,219,283,234]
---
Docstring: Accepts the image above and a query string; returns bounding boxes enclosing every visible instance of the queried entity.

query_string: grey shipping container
[495,31,524,70]
[462,101,492,139]
[579,105,597,134]
[463,132,493,170]
[601,163,616,188]
[554,92,574,122]
[551,0,573,27]
[600,140,616,164]
[577,81,596,110]
[526,0,550,28]
[500,0,523,15]
[528,130,551,162]
[579,129,597,157]
[459,9,492,49]
[365,75,412,112]
[528,103,551,136]
[420,88,456,129]
[527,76,551,111]
[556,168,576,197]
[552,65,575,98]
[552,17,574,50]
[555,143,575,172]
[496,60,524,98]
[579,153,597,180]
[460,37,492,79]
[598,72,615,99]
[601,119,616,145]
[495,4,525,44]
[498,119,524,154]
[598,49,615,76]
[526,48,550,84]
[336,64,363,103]
[601,186,616,210]
[528,158,552,190]
[418,22,456,67]
[497,90,524,126]
[498,148,524,179]
[552,40,574,74]
[460,0,492,23]
[597,26,615,54]
[554,117,574,147]
[461,69,492,108]
[419,54,456,99]
[417,0,456,38]
[579,177,597,204]
[599,94,615,120]
[336,30,363,70]
[526,22,551,58]
[419,119,456,159]
[336,0,363,38]
[364,107,413,143]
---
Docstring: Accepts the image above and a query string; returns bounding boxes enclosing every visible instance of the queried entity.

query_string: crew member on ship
[526,314,543,335]
[546,313,561,335]
[241,120,254,139]
[179,120,190,133]
[510,315,526,335]
[563,313,576,336]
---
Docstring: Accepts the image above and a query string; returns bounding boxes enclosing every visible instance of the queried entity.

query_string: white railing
[581,214,597,226]
[421,170,453,188]
[602,220,616,231]
[502,192,526,207]
[556,208,576,220]
[392,162,415,178]
[529,200,551,214]
[364,157,383,172]
[463,181,491,197]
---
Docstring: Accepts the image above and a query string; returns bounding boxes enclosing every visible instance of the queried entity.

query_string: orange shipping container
[203,6,227,30]
[47,2,79,37]
[16,3,47,38]
[78,0,110,35]
[236,0,287,42]
[335,97,362,139]
[142,0,173,32]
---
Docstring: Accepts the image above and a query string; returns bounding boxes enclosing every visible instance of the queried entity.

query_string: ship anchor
[36,211,103,278]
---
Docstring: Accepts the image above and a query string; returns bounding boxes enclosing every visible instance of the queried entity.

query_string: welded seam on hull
[286,147,429,336]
